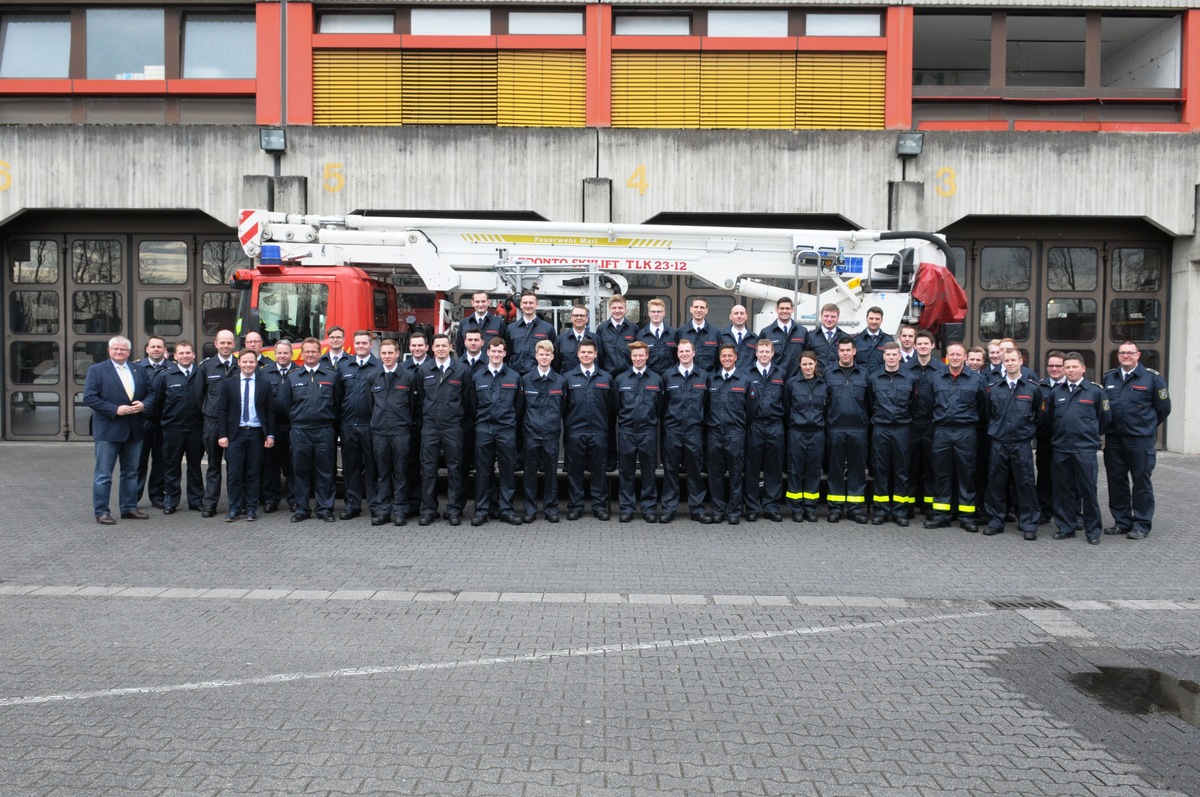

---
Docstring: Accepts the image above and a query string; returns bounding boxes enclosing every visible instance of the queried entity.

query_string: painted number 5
[323,162,345,193]
[934,167,957,198]
[626,164,649,196]
[0,161,11,191]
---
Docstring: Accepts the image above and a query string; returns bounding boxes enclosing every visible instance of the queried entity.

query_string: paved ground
[1,443,1198,797]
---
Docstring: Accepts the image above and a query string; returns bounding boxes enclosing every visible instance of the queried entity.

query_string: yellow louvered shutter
[796,52,885,130]
[313,50,402,126]
[699,52,796,129]
[611,52,701,128]
[400,51,497,125]
[497,50,586,127]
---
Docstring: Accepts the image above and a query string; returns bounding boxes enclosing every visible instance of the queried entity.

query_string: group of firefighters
[133,289,1170,544]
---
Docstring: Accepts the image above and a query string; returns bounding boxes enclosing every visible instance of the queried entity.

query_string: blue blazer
[215,372,277,442]
[83,359,152,442]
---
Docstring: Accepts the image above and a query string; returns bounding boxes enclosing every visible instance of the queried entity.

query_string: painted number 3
[626,165,649,196]
[934,166,957,198]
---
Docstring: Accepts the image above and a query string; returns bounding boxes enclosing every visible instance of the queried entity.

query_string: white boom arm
[237,210,949,333]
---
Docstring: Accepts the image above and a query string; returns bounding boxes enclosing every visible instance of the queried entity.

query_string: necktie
[584,370,591,380]
[359,359,367,367]
[242,378,251,424]
[1009,381,1017,392]
[492,370,500,379]
[439,364,446,378]
[736,331,742,346]
[654,328,660,340]
[682,370,690,380]
[577,335,583,343]
[1069,383,1077,394]
[117,364,134,400]
[781,325,789,338]
[826,330,833,343]
[724,373,731,382]
[469,358,476,368]
[183,369,191,379]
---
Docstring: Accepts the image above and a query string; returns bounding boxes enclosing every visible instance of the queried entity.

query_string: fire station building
[0,1,1197,450]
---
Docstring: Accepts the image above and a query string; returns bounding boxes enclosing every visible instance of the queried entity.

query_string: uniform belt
[239,425,262,431]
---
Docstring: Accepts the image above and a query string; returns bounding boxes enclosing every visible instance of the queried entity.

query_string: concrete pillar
[241,175,274,215]
[582,178,611,223]
[1165,184,1200,454]
[887,180,926,231]
[274,176,308,215]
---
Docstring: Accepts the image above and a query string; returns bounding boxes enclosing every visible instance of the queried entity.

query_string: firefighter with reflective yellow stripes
[925,341,988,533]
[866,342,918,527]
[785,351,828,522]
[824,338,870,523]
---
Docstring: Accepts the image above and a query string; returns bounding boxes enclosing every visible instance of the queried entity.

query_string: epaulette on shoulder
[1146,368,1161,376]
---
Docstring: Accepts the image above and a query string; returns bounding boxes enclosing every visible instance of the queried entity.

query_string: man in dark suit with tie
[216,350,276,522]
[83,335,155,525]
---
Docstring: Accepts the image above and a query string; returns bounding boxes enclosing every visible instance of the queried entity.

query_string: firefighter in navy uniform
[803,303,851,372]
[825,337,870,523]
[597,294,636,471]
[401,332,431,519]
[506,290,555,376]
[719,304,759,371]
[982,348,1045,540]
[660,339,710,524]
[1101,342,1170,539]
[853,306,894,375]
[260,340,296,513]
[633,298,677,377]
[706,343,756,525]
[1045,351,1112,544]
[866,342,918,527]
[676,297,721,374]
[563,339,614,520]
[455,291,508,356]
[555,304,604,375]
[785,351,828,523]
[470,337,525,526]
[907,330,945,517]
[195,329,238,517]
[281,337,343,522]
[155,340,203,514]
[758,297,805,378]
[744,338,786,522]
[369,338,418,526]
[417,333,471,526]
[336,330,382,520]
[926,342,987,533]
[614,341,665,523]
[520,340,567,522]
[1035,351,1067,525]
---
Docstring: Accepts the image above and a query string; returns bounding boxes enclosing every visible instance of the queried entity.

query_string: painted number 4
[626,165,649,196]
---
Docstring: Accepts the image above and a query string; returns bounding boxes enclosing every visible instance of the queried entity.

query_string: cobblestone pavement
[1,443,1198,796]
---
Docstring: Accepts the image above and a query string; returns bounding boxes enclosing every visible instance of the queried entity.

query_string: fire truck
[232,209,966,352]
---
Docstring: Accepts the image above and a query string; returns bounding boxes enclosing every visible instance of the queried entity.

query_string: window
[183,14,255,79]
[9,291,59,335]
[979,246,1031,291]
[1046,247,1097,292]
[1102,17,1180,89]
[978,297,1030,340]
[509,12,583,35]
[72,291,122,335]
[9,239,59,284]
[806,14,881,37]
[947,245,967,287]
[144,297,183,337]
[9,341,59,384]
[202,292,238,337]
[373,289,389,329]
[1112,247,1162,291]
[86,9,164,80]
[318,14,395,34]
[72,341,109,383]
[10,391,60,436]
[1110,299,1161,343]
[613,15,690,36]
[913,15,991,87]
[707,11,788,38]
[138,240,188,284]
[410,9,490,35]
[0,15,70,78]
[202,240,249,285]
[250,282,328,344]
[1046,298,1096,341]
[72,240,122,284]
[1007,16,1085,88]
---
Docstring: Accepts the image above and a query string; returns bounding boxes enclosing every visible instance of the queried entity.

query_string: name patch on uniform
[1132,385,1148,391]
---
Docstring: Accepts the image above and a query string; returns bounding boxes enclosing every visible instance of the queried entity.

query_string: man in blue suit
[83,335,155,524]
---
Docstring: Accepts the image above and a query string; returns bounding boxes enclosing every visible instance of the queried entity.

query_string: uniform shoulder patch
[1159,388,1169,400]
[1102,399,1110,411]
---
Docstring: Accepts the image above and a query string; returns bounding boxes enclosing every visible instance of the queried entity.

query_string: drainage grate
[987,597,1067,610]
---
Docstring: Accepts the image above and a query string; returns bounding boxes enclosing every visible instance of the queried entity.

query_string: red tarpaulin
[913,261,968,339]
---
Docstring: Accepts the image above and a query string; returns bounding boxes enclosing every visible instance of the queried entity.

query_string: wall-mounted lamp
[259,128,287,153]
[896,132,924,159]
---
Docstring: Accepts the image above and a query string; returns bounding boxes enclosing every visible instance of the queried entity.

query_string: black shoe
[982,525,1004,536]
[792,512,804,523]
[340,509,361,520]
[522,514,537,524]
[1075,521,1084,532]
[263,503,277,514]
[827,511,842,524]
[619,512,634,523]
[871,515,887,526]
[594,510,610,521]
[643,513,658,524]
[1087,536,1100,545]
[394,516,407,527]
[660,512,675,524]
[246,512,257,522]
[371,515,389,526]
[471,514,488,527]
[745,512,757,522]
[1103,525,1129,536]
[894,515,909,528]
[151,499,165,509]
[567,510,582,521]
[692,513,713,525]
[924,518,950,529]
[961,521,978,533]
[201,508,216,518]
[852,512,869,525]
[804,509,819,523]
[447,514,462,527]
[419,514,435,526]
[224,512,240,523]
[291,513,309,523]
[500,512,523,526]
[320,513,336,523]
[727,515,740,526]
[1127,530,1148,540]
[1053,530,1076,540]
[766,512,783,523]
[189,504,203,512]
[163,507,176,515]
[1023,531,1037,541]
[546,514,560,524]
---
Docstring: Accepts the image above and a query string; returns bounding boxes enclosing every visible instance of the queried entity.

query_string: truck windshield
[239,282,330,346]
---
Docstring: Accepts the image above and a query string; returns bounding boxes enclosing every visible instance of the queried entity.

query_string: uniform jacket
[758,320,806,377]
[867,367,917,426]
[369,367,418,433]
[521,368,567,439]
[718,327,759,371]
[1102,363,1170,437]
[804,325,850,370]
[195,355,238,419]
[598,318,637,376]
[215,371,277,442]
[459,351,487,378]
[907,357,946,426]
[455,312,508,355]
[675,324,721,373]
[563,366,614,436]
[825,364,870,430]
[746,363,787,425]
[554,329,604,375]
[419,359,470,431]
[633,324,678,375]
[260,364,294,429]
[614,368,664,435]
[281,363,343,428]
[786,373,829,429]
[663,367,709,434]
[506,315,556,375]
[985,374,1044,442]
[337,354,382,425]
[83,359,153,442]
[853,330,894,375]
[706,369,756,434]
[1046,379,1112,452]
[154,364,203,431]
[929,368,987,427]
[470,364,524,431]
